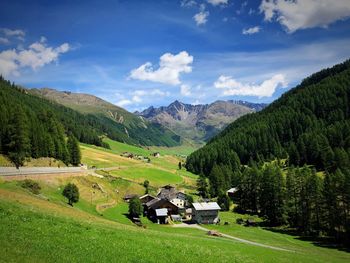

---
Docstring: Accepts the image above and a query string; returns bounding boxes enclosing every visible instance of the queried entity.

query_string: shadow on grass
[263,227,350,253]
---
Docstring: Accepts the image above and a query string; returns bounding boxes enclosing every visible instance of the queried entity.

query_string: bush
[62,183,79,206]
[21,179,41,195]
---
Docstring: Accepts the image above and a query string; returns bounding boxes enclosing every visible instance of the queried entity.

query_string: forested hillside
[30,88,180,147]
[186,60,350,243]
[0,78,179,166]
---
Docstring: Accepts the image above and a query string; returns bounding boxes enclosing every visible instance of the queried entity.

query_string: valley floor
[1,140,349,263]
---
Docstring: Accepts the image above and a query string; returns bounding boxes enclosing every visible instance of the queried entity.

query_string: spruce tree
[7,108,30,168]
[67,135,81,166]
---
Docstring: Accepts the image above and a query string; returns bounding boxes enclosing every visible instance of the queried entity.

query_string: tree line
[0,78,85,167]
[187,59,350,244]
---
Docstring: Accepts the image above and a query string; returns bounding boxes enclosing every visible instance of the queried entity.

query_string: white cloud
[207,0,228,6]
[0,39,70,77]
[193,10,209,25]
[242,26,261,35]
[181,0,197,8]
[0,28,25,41]
[129,51,193,85]
[0,37,10,45]
[116,89,170,108]
[260,0,350,33]
[116,99,133,107]
[180,84,191,96]
[214,74,288,97]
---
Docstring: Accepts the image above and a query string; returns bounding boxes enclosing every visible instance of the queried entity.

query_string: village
[124,184,222,225]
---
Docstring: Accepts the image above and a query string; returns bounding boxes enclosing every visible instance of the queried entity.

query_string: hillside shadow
[263,227,350,253]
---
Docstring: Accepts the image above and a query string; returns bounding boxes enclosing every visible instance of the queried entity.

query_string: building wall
[170,198,185,208]
[193,210,219,224]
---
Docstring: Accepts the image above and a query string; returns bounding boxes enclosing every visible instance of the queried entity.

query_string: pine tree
[7,108,30,168]
[67,135,81,166]
[197,173,209,198]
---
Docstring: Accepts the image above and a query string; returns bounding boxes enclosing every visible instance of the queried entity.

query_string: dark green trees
[259,164,286,225]
[6,108,30,168]
[62,183,80,206]
[67,135,81,166]
[128,197,142,218]
[143,180,150,194]
[197,174,209,198]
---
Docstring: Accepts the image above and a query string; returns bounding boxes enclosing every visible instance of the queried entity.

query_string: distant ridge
[136,100,267,143]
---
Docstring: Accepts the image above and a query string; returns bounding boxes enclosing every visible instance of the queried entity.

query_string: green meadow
[1,139,349,263]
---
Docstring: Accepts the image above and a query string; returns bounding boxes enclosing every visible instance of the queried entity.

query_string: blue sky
[1,0,350,112]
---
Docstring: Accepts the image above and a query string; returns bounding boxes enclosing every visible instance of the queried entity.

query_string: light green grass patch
[109,167,183,187]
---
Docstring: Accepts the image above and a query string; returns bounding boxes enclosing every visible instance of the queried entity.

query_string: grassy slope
[1,139,350,262]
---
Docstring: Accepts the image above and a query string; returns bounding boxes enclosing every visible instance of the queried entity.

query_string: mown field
[1,139,350,262]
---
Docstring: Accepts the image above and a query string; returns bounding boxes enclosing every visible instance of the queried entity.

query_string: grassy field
[1,188,350,263]
[1,139,350,262]
[81,141,197,190]
[109,166,183,187]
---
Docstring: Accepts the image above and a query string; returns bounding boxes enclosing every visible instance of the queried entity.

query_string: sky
[1,0,350,112]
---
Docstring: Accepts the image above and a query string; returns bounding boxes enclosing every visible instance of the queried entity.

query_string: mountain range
[136,100,267,143]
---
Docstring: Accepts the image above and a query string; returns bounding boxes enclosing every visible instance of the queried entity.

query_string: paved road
[173,223,293,252]
[0,167,85,176]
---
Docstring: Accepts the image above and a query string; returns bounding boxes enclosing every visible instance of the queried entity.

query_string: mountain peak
[137,100,267,143]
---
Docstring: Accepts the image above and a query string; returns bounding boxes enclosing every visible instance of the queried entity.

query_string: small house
[145,198,179,222]
[227,187,238,198]
[157,185,186,209]
[155,208,168,224]
[192,202,221,224]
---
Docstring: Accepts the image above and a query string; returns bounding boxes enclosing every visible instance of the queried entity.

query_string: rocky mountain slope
[136,100,267,143]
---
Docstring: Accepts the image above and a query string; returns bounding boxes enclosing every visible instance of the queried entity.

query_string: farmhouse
[144,198,179,223]
[157,185,186,209]
[192,202,221,224]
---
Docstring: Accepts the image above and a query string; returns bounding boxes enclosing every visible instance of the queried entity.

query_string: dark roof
[124,194,138,200]
[146,198,179,210]
[157,185,177,200]
[145,198,161,208]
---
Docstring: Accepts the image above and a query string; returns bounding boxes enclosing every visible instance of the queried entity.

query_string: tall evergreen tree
[67,135,81,166]
[7,108,30,168]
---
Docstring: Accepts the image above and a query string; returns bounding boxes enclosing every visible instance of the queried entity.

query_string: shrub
[21,179,41,195]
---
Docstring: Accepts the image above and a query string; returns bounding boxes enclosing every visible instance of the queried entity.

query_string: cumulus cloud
[242,26,261,35]
[116,89,170,108]
[0,37,10,45]
[0,39,70,77]
[193,10,209,25]
[214,74,288,97]
[180,84,191,96]
[207,0,228,6]
[129,51,193,85]
[260,0,350,33]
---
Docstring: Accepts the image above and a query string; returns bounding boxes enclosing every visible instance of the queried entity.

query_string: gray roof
[155,208,168,217]
[192,202,221,211]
